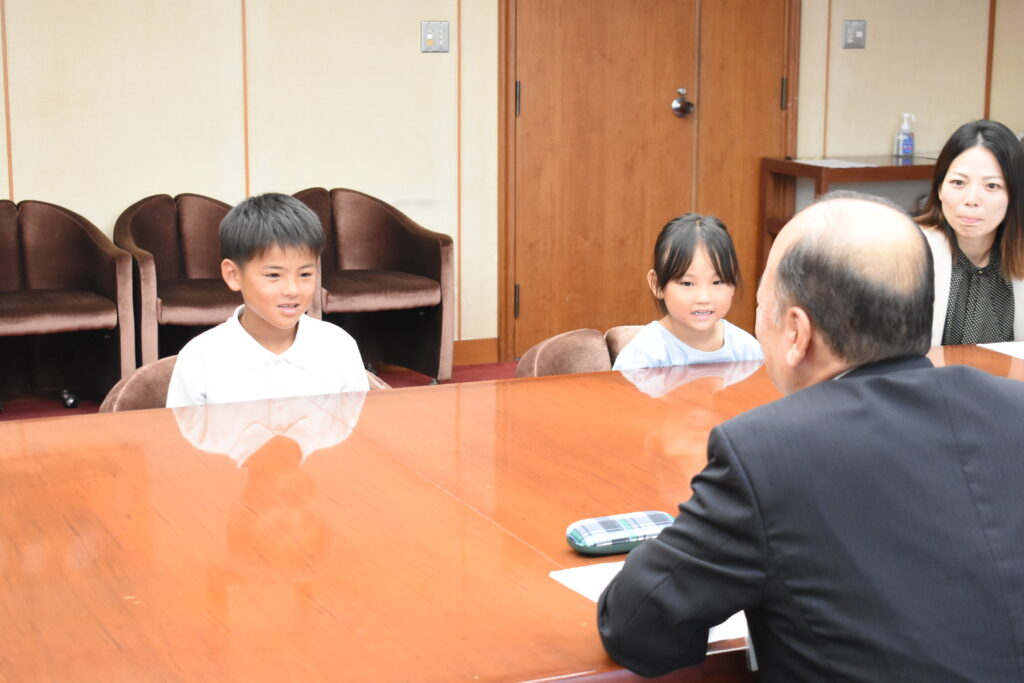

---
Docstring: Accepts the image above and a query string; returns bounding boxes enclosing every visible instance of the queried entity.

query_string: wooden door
[502,0,797,358]
[510,0,698,357]
[694,0,798,332]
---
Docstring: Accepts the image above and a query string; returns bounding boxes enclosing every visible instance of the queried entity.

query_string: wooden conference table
[1,345,1017,681]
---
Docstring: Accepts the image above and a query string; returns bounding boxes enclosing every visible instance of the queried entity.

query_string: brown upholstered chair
[99,354,390,413]
[0,199,134,405]
[98,355,177,412]
[294,187,454,382]
[515,325,643,378]
[114,193,241,366]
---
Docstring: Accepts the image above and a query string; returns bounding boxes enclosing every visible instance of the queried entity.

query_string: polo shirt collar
[227,305,314,371]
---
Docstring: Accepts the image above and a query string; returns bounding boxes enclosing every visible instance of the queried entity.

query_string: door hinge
[514,283,520,318]
[780,76,788,111]
[515,80,521,117]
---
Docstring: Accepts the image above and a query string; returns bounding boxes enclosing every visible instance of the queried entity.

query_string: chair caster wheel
[60,390,78,409]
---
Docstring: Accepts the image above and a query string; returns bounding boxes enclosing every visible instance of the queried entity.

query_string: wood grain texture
[696,0,794,333]
[0,345,1011,680]
[512,0,698,357]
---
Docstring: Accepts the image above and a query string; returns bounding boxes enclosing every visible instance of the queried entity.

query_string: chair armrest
[113,198,159,301]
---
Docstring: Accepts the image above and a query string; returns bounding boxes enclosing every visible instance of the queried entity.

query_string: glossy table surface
[1,345,1017,681]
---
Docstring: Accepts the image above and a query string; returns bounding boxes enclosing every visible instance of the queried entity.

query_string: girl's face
[939,144,1009,250]
[649,245,735,345]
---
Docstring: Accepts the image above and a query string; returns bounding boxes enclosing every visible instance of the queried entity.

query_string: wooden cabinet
[759,156,936,267]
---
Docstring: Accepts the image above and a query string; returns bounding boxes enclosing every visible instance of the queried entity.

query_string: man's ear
[782,305,813,369]
[221,259,243,292]
[647,269,662,299]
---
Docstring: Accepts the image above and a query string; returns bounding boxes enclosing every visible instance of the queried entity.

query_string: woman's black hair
[650,213,739,315]
[915,119,1024,279]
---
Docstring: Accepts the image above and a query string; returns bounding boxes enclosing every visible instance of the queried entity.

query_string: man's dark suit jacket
[598,356,1024,682]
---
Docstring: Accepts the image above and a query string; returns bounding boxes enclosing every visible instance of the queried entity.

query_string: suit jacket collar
[841,355,933,380]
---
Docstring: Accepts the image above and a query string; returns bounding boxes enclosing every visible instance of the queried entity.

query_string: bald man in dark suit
[598,192,1024,682]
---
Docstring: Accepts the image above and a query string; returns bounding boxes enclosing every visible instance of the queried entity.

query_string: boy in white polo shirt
[166,193,368,407]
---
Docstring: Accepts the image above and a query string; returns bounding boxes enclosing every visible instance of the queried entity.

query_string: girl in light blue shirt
[614,214,763,371]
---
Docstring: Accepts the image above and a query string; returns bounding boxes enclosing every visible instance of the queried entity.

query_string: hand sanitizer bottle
[894,113,916,158]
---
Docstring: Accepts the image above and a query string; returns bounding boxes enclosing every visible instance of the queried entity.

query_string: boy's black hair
[650,213,739,316]
[220,193,325,265]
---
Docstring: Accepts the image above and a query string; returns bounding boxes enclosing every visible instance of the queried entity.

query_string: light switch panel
[421,21,449,53]
[843,20,866,49]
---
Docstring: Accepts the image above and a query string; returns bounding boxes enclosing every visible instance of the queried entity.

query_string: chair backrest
[515,328,611,378]
[515,325,646,378]
[115,193,230,283]
[100,356,391,412]
[330,188,422,271]
[293,187,338,272]
[19,201,108,291]
[604,325,643,365]
[0,200,20,292]
[176,194,231,279]
[99,355,178,412]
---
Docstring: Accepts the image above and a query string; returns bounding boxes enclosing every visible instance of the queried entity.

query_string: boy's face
[221,245,318,337]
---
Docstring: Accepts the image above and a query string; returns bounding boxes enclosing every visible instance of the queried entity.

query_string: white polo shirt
[166,305,369,408]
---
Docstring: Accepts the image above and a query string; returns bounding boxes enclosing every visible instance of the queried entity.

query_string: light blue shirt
[612,320,763,371]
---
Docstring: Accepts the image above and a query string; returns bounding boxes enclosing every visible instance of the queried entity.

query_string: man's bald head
[769,192,933,366]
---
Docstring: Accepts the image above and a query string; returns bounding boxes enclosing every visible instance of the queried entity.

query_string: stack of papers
[979,341,1024,360]
[550,562,748,648]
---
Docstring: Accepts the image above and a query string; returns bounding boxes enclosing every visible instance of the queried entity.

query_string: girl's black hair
[651,213,739,315]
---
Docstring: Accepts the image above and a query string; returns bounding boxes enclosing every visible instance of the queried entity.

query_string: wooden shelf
[758,155,937,266]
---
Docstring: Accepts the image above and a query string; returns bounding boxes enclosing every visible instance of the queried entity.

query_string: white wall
[797,0,1005,158]
[0,0,498,342]
[990,0,1024,136]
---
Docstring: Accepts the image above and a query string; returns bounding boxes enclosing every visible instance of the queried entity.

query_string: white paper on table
[979,341,1024,360]
[550,562,748,648]
[795,158,877,168]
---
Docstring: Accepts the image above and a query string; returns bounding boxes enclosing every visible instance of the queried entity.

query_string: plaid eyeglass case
[566,511,675,556]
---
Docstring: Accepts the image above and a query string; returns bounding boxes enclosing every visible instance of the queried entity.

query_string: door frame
[497,0,801,362]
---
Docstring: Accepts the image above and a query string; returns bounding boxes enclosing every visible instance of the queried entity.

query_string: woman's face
[939,144,1009,247]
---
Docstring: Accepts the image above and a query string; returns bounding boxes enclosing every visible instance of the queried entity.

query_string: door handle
[671,88,695,117]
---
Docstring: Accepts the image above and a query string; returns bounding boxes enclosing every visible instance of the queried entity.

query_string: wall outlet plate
[421,21,449,53]
[843,20,866,49]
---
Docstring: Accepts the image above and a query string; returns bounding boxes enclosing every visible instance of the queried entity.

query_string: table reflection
[618,360,763,398]
[170,392,368,637]
[172,391,366,466]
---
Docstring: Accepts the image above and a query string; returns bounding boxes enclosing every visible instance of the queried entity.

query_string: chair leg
[59,389,78,409]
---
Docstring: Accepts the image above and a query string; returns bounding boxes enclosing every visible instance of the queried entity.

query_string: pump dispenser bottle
[894,113,916,157]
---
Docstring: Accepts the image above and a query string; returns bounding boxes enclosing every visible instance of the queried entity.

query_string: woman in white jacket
[915,120,1024,345]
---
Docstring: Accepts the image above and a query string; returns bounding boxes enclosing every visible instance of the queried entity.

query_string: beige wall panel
[990,0,1024,136]
[459,1,498,340]
[246,1,457,236]
[825,0,987,157]
[5,0,245,235]
[796,0,829,158]
[0,67,8,201]
[246,0,462,335]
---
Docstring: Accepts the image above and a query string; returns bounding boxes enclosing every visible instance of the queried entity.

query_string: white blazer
[923,227,1024,345]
